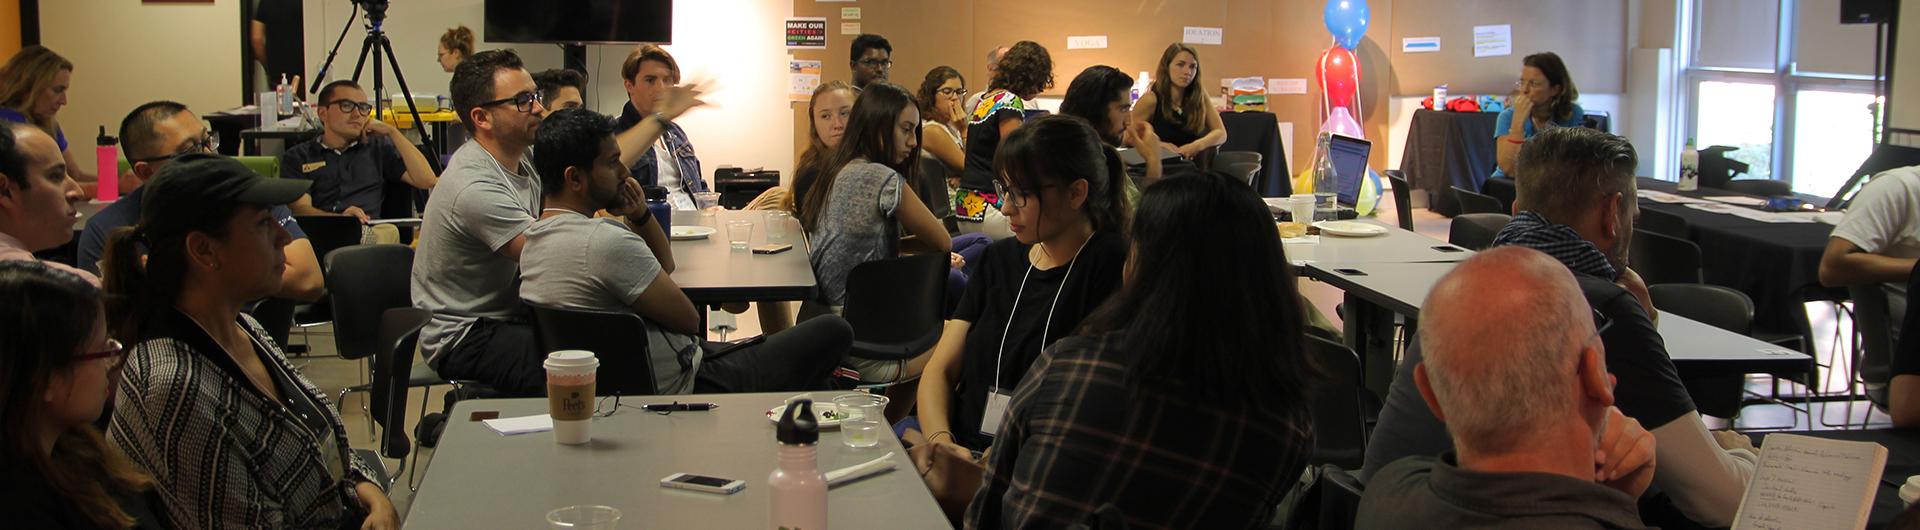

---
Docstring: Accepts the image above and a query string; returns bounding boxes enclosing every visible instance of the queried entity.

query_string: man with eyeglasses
[280,80,438,223]
[1361,127,1759,528]
[850,34,893,90]
[75,101,323,303]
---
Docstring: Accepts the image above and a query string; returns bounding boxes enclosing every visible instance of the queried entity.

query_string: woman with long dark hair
[965,170,1316,529]
[1059,65,1164,187]
[1131,43,1227,166]
[102,154,399,529]
[0,261,161,529]
[1494,51,1583,178]
[798,81,952,384]
[957,41,1053,240]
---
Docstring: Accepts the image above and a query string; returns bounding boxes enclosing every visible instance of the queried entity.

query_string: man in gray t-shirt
[412,50,551,395]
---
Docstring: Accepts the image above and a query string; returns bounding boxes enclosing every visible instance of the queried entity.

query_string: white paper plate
[765,402,844,428]
[1314,221,1388,238]
[669,226,716,240]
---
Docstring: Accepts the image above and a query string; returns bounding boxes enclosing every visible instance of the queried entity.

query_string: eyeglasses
[478,90,544,113]
[1516,79,1549,90]
[129,132,218,163]
[74,339,127,366]
[323,100,376,114]
[856,59,894,69]
[937,87,967,97]
[993,181,1057,209]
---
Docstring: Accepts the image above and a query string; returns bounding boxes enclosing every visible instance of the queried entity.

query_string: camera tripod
[310,0,438,164]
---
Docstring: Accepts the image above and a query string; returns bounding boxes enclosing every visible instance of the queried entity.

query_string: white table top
[404,392,949,530]
[1282,219,1473,265]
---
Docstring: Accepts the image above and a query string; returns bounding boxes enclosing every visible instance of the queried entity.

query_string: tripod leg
[348,33,376,85]
[375,35,438,166]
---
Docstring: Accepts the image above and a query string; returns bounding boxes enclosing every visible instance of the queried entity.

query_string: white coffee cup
[1288,193,1317,224]
[543,350,599,445]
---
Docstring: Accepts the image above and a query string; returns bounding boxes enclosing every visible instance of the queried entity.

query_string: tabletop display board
[788,0,1628,175]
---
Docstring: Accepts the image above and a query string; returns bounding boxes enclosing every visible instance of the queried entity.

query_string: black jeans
[432,317,546,397]
[694,315,851,393]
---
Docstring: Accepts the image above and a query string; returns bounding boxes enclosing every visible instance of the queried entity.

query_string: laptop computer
[1328,132,1371,207]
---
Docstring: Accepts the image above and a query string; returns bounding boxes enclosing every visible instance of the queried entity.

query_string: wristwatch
[651,112,673,127]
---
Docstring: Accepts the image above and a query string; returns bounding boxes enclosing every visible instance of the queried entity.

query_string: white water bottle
[769,399,827,530]
[1678,138,1700,191]
[276,74,292,118]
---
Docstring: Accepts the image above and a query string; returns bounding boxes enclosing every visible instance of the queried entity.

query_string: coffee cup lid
[544,350,599,371]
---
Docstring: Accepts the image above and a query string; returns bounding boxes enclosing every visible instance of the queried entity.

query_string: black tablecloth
[1747,428,1920,528]
[1635,178,1839,334]
[1219,111,1291,197]
[1398,109,1499,217]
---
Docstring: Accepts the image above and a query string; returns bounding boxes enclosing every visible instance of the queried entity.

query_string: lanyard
[992,236,1091,390]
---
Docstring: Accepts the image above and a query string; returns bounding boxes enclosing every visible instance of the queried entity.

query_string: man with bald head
[0,120,89,282]
[1362,127,1757,528]
[1360,247,1656,528]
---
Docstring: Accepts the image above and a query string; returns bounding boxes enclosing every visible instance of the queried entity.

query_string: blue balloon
[1323,0,1371,50]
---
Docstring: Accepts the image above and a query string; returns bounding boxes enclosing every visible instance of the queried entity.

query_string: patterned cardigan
[109,308,376,530]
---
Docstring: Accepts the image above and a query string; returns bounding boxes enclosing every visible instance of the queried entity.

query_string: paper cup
[544,350,599,445]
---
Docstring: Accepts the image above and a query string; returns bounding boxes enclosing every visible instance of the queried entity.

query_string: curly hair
[440,26,475,58]
[989,41,1053,98]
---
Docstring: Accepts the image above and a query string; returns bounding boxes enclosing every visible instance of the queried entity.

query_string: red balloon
[1316,46,1361,108]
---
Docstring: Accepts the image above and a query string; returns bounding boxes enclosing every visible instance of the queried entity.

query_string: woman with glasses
[907,115,1130,458]
[0,261,165,529]
[102,154,399,530]
[959,41,1053,240]
[1131,44,1227,168]
[918,66,969,183]
[437,26,474,73]
[797,82,952,386]
[1494,52,1583,178]
[0,46,93,185]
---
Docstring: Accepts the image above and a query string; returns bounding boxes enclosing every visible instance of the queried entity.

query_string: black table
[1635,178,1839,337]
[666,209,815,305]
[1398,109,1499,217]
[1219,111,1291,197]
[239,124,322,155]
[1746,428,1920,528]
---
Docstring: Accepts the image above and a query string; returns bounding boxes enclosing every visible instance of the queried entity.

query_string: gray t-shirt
[519,214,703,394]
[806,159,904,307]
[412,141,541,362]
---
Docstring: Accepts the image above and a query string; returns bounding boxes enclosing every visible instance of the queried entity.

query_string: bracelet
[651,112,673,127]
[1505,137,1526,145]
[926,430,954,444]
[626,205,654,227]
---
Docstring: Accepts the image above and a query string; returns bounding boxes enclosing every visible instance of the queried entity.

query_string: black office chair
[915,156,955,227]
[327,245,460,436]
[1447,213,1511,251]
[290,215,365,352]
[842,253,947,382]
[1628,229,1703,285]
[368,307,431,490]
[1215,150,1262,170]
[1224,162,1261,187]
[1649,283,1754,419]
[1305,335,1374,470]
[1636,207,1690,239]
[1720,178,1793,197]
[1280,465,1364,530]
[1450,186,1505,215]
[1384,170,1414,231]
[528,304,660,396]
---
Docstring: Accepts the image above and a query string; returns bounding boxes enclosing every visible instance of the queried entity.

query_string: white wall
[43,0,244,161]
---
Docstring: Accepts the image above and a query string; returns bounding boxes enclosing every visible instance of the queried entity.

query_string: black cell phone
[752,244,793,254]
[1433,245,1466,253]
[1335,268,1368,276]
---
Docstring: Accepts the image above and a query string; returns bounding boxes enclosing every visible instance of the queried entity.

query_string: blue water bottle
[644,185,671,232]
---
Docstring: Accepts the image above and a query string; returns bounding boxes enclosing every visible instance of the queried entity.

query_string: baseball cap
[137,153,310,232]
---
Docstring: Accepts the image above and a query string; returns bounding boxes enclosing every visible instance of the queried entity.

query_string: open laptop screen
[1328,133,1372,206]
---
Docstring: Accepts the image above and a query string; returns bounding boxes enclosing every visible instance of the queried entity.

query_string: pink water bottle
[769,399,827,530]
[95,126,118,201]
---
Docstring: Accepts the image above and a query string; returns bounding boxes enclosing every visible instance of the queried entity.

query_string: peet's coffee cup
[544,350,599,445]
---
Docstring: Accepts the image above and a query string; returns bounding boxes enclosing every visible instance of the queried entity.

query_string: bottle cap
[776,399,819,445]
[97,126,116,146]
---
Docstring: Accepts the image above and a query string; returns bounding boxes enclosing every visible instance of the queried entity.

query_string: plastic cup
[832,393,890,448]
[1287,193,1317,223]
[544,350,599,445]
[547,505,620,530]
[694,191,722,217]
[765,211,793,242]
[727,219,754,251]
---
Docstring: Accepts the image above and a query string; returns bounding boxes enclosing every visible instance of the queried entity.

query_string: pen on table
[643,402,719,412]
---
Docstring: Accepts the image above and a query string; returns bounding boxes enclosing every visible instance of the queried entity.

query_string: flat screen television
[484,0,671,44]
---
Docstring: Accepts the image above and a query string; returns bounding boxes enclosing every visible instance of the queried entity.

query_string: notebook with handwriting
[1731,433,1887,530]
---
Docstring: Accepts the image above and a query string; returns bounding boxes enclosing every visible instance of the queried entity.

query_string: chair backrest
[1720,178,1793,197]
[1215,150,1262,168]
[1224,161,1260,187]
[296,215,364,267]
[527,303,660,396]
[1849,284,1896,385]
[326,244,414,361]
[1384,170,1414,231]
[1450,186,1505,215]
[1628,229,1703,285]
[842,252,948,360]
[915,155,953,221]
[370,307,431,459]
[236,155,279,179]
[1318,465,1365,530]
[1635,207,1689,239]
[1447,213,1511,251]
[1649,284,1754,335]
[1305,335,1370,469]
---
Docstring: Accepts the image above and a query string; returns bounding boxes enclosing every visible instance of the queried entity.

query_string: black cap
[138,153,310,232]
[776,399,819,445]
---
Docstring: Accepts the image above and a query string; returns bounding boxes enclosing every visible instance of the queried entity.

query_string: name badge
[301,161,327,173]
[978,387,1013,437]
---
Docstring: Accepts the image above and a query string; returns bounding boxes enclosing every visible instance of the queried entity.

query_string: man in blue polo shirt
[281,80,439,222]
[76,101,323,303]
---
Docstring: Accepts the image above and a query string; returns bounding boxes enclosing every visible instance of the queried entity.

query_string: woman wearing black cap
[100,153,399,529]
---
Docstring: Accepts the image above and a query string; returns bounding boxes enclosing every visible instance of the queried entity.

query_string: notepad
[482,414,554,436]
[1731,433,1887,530]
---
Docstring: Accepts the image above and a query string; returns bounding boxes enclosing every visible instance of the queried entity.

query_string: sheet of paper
[1268,78,1308,95]
[1402,37,1441,53]
[788,59,821,102]
[1637,189,1712,204]
[840,22,861,35]
[1066,35,1108,50]
[840,7,860,19]
[483,414,553,435]
[1732,433,1886,530]
[1473,24,1513,58]
[1705,195,1768,206]
[1683,202,1820,223]
[1183,26,1223,45]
